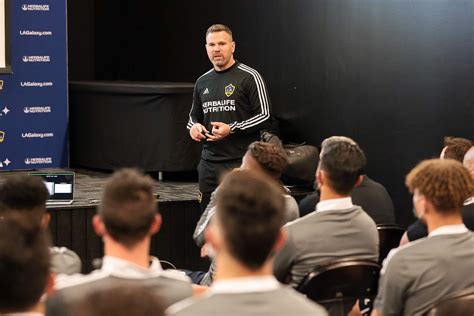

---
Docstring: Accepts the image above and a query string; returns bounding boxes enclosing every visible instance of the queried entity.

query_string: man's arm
[228,65,272,135]
[187,85,209,142]
[273,229,297,283]
[372,252,407,316]
[193,188,219,247]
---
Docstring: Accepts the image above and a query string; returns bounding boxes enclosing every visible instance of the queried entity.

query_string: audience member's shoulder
[160,269,192,283]
[277,287,328,315]
[50,247,82,275]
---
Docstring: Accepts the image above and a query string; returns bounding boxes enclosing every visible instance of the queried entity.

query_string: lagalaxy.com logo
[22,56,51,63]
[19,30,53,36]
[21,132,54,139]
[23,106,52,114]
[24,157,53,165]
[20,81,53,88]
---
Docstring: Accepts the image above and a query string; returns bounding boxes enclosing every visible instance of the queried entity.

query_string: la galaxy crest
[224,84,235,97]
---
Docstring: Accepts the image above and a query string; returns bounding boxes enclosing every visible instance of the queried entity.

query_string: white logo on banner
[21,132,54,139]
[0,158,11,167]
[21,4,50,11]
[19,30,53,36]
[20,82,53,87]
[24,157,53,165]
[0,80,4,90]
[22,56,51,63]
[1,106,10,116]
[23,106,52,113]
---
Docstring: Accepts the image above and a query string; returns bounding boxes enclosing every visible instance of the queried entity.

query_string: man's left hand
[206,122,231,141]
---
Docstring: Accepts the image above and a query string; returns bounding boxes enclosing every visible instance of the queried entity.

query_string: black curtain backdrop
[68,0,474,227]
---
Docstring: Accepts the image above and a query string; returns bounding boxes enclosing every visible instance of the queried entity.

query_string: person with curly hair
[372,159,474,316]
[402,138,474,244]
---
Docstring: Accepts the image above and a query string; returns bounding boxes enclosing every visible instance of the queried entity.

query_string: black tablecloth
[69,81,201,172]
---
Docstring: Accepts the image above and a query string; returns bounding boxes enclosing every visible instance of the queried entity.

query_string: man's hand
[206,122,231,142]
[189,123,209,142]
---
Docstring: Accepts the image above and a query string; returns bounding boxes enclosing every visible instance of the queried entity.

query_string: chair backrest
[377,224,405,263]
[427,289,474,316]
[297,258,381,303]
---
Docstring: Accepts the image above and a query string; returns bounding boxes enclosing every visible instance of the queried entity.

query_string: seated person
[401,141,473,245]
[168,171,327,316]
[0,218,54,315]
[192,141,299,285]
[299,136,395,224]
[0,174,81,274]
[53,169,192,307]
[372,159,474,316]
[274,139,379,288]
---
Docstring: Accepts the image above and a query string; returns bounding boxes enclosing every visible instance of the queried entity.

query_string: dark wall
[67,0,95,80]
[69,0,474,227]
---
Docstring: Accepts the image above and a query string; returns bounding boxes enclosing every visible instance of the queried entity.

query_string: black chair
[377,224,405,264]
[296,258,381,316]
[427,288,474,316]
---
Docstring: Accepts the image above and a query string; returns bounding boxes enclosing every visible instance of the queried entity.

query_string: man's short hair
[319,141,367,195]
[98,169,157,248]
[0,175,49,223]
[247,141,288,179]
[406,159,474,214]
[71,286,164,316]
[205,24,233,40]
[443,136,472,162]
[216,170,285,270]
[0,218,50,312]
[321,136,357,152]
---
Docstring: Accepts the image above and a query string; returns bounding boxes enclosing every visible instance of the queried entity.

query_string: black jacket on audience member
[298,175,396,224]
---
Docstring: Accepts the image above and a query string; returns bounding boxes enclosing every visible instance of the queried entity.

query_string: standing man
[188,24,273,211]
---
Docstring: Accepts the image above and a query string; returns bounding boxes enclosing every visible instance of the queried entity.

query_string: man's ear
[316,168,324,188]
[204,220,222,252]
[92,214,106,237]
[272,227,288,253]
[45,271,55,296]
[231,41,236,53]
[149,214,162,235]
[41,212,51,229]
[354,175,364,188]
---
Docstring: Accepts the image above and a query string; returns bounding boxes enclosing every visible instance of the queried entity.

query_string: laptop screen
[29,172,75,201]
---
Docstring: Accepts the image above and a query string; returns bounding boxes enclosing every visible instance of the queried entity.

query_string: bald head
[463,146,474,178]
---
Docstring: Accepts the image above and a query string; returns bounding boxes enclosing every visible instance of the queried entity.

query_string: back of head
[406,159,474,214]
[319,140,367,195]
[443,136,472,162]
[71,286,164,316]
[0,217,50,313]
[247,141,288,179]
[216,170,285,270]
[99,168,157,248]
[0,174,49,223]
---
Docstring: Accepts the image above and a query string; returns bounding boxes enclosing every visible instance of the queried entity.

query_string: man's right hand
[190,123,209,142]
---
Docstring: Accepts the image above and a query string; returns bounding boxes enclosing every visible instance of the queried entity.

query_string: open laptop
[29,172,75,205]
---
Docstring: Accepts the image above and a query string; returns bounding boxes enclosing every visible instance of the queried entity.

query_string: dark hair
[406,159,474,214]
[98,169,157,248]
[247,141,288,178]
[206,24,233,40]
[0,175,49,223]
[71,286,164,316]
[443,136,472,162]
[0,218,50,312]
[319,141,366,195]
[216,170,285,270]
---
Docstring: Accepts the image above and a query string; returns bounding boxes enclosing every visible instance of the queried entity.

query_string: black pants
[197,158,241,213]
